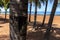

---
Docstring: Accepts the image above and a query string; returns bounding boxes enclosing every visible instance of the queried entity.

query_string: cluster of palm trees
[0,0,10,20]
[28,0,58,27]
[28,0,46,28]
[28,0,58,40]
[0,0,59,40]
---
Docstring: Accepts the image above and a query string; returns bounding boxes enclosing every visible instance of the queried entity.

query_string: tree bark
[10,0,28,40]
[44,0,58,40]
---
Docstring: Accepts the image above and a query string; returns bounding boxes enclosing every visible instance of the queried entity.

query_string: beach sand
[0,14,60,40]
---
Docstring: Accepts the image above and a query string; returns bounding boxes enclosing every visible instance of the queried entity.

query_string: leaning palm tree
[41,0,48,27]
[29,0,32,22]
[33,0,45,28]
[44,0,58,40]
[10,0,28,40]
[2,0,10,20]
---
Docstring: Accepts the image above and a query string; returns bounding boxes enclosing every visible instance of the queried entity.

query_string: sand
[0,14,60,40]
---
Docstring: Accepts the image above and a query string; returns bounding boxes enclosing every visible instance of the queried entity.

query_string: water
[28,11,60,16]
[0,11,60,16]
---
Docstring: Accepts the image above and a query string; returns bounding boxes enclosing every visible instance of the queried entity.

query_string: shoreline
[0,13,60,16]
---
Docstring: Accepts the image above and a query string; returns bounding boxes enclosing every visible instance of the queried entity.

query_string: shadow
[27,30,45,40]
[28,21,58,29]
[27,21,60,40]
[50,27,60,40]
[28,21,42,27]
[0,35,10,40]
[0,17,9,24]
[0,26,3,28]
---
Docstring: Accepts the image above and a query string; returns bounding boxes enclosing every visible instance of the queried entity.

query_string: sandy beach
[0,14,60,40]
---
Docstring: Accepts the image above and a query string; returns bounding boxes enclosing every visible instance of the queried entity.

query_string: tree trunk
[41,0,48,27]
[33,0,37,28]
[10,0,28,40]
[0,9,1,14]
[29,1,32,22]
[44,0,58,40]
[5,9,7,20]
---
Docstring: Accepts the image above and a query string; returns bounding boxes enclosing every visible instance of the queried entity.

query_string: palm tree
[29,0,32,22]
[33,0,45,28]
[41,0,48,27]
[2,0,10,20]
[44,0,58,40]
[0,7,1,14]
[10,0,28,40]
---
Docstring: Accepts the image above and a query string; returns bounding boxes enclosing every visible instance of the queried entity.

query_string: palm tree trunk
[33,0,37,28]
[5,9,7,20]
[0,9,1,14]
[10,0,28,40]
[41,0,48,27]
[29,2,32,22]
[44,0,58,40]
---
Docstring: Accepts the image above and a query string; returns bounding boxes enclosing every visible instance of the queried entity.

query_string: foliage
[29,0,46,8]
[2,0,10,10]
[0,0,3,7]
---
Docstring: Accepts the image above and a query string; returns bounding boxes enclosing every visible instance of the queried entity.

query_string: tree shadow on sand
[0,17,9,24]
[0,35,10,40]
[27,21,60,40]
[0,26,3,27]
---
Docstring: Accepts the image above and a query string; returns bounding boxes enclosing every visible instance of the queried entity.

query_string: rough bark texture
[10,0,28,40]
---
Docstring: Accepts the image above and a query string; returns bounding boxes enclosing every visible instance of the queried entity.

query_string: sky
[0,0,60,15]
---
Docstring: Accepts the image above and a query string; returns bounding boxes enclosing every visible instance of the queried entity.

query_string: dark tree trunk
[41,0,48,27]
[44,0,58,40]
[10,0,28,40]
[5,9,7,20]
[0,9,1,14]
[33,0,37,28]
[29,1,32,22]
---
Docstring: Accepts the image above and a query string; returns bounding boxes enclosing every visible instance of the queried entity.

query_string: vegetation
[10,0,28,40]
[33,0,45,28]
[0,0,59,40]
[2,0,10,20]
[29,0,32,22]
[42,0,48,27]
[44,0,58,40]
[0,0,3,14]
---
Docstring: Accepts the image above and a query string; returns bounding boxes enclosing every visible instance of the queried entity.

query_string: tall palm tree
[44,0,58,40]
[2,0,10,20]
[33,0,44,28]
[10,0,28,40]
[29,0,32,22]
[41,0,48,27]
[33,0,38,28]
